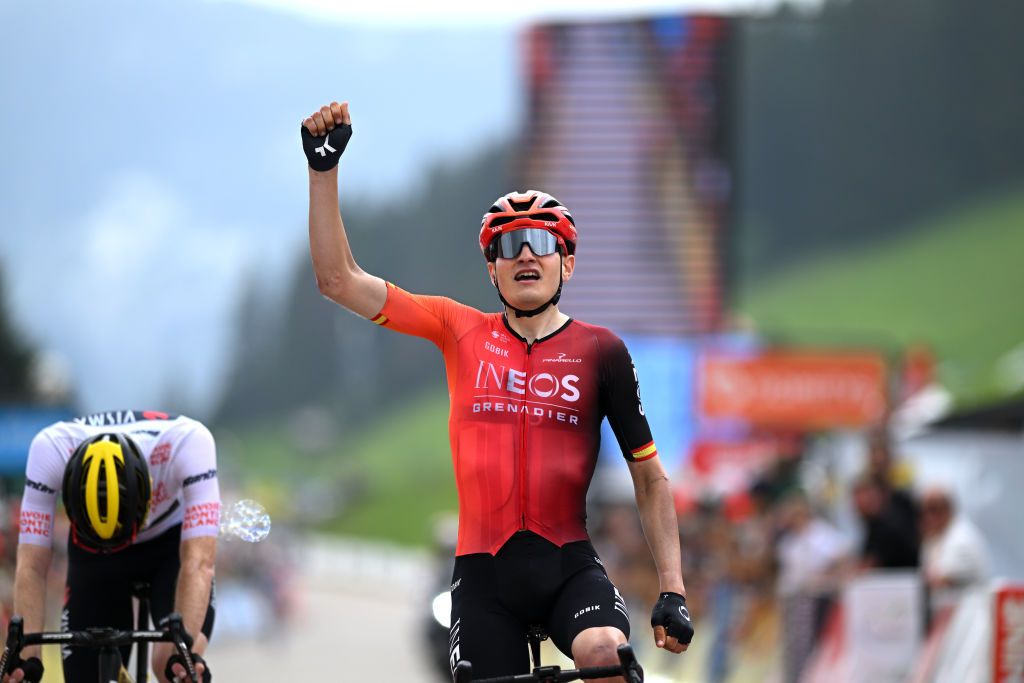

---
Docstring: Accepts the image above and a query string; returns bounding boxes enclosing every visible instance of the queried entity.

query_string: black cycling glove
[650,592,694,645]
[165,652,211,683]
[8,656,44,683]
[300,123,352,172]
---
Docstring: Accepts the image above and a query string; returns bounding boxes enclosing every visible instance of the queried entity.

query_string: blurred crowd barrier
[587,417,1024,683]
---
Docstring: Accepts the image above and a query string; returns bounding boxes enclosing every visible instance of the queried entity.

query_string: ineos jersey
[19,411,221,548]
[372,283,658,556]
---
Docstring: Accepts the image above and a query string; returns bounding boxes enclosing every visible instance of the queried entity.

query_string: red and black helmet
[62,433,152,553]
[479,190,577,261]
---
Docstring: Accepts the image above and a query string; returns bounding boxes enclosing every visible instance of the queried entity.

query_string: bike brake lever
[615,644,644,683]
[0,616,25,675]
[164,613,199,682]
[453,660,473,683]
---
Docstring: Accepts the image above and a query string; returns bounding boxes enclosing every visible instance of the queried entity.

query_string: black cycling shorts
[449,530,630,678]
[62,524,215,683]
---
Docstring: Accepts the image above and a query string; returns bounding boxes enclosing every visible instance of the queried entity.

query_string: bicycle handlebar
[454,643,643,683]
[1,613,200,682]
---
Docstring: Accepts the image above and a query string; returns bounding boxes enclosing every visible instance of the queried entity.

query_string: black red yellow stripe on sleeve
[370,282,394,325]
[630,441,658,461]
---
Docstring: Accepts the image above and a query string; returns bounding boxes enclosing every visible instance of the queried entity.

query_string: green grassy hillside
[223,390,454,547]
[317,391,455,544]
[736,190,1024,405]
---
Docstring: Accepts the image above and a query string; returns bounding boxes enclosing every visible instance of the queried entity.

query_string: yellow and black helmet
[62,433,152,553]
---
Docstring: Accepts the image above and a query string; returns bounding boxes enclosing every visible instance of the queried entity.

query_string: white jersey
[19,410,221,548]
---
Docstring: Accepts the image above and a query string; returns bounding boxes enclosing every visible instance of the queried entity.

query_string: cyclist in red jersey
[301,101,693,680]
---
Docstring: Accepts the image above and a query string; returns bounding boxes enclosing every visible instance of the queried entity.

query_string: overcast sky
[215,0,825,25]
[0,1,518,415]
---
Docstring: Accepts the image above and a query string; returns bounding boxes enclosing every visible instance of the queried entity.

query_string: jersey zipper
[519,342,532,530]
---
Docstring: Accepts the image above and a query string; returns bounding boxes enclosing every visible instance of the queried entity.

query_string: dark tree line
[0,268,34,403]
[735,0,1024,280]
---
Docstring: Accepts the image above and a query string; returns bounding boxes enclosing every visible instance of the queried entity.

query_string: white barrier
[799,573,1020,683]
[298,533,434,597]
[844,571,924,683]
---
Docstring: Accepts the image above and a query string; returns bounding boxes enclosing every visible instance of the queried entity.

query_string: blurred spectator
[705,483,778,683]
[865,430,918,525]
[775,491,850,683]
[852,474,919,569]
[701,500,734,683]
[734,481,778,593]
[866,430,913,488]
[920,486,991,615]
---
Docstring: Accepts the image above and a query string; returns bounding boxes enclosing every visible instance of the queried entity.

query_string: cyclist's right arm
[304,101,387,319]
[8,432,63,677]
[10,544,51,669]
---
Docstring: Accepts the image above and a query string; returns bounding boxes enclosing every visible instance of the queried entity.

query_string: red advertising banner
[700,352,887,429]
[993,584,1024,683]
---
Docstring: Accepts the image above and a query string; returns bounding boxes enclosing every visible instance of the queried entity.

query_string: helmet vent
[489,215,517,228]
[508,198,537,212]
[526,212,559,222]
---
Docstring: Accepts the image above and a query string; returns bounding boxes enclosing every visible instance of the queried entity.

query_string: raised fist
[301,101,352,172]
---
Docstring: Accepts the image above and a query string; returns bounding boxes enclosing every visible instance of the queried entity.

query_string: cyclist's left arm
[600,331,690,653]
[155,424,220,682]
[153,535,215,682]
[175,535,216,651]
[628,457,685,598]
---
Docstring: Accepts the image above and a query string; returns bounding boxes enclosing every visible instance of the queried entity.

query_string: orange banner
[700,352,888,429]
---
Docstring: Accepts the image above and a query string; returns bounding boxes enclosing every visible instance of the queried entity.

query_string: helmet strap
[493,265,564,319]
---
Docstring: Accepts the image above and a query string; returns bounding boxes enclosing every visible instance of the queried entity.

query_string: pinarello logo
[543,352,583,364]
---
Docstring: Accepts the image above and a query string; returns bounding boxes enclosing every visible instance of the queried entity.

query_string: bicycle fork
[98,646,122,683]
